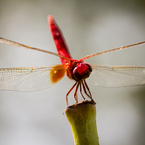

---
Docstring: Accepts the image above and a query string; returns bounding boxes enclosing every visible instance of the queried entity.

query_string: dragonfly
[0,16,145,106]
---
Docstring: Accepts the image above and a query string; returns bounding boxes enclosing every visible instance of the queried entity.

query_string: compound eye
[73,63,92,81]
[84,63,92,72]
[73,67,82,81]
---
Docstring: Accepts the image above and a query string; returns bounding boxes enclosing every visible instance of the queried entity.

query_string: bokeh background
[0,0,145,145]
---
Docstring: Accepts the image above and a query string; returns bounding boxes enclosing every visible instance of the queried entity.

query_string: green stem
[65,100,99,145]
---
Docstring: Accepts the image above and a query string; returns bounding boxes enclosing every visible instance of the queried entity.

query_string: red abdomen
[49,16,72,65]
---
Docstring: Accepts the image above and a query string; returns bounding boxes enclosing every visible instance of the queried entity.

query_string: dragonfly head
[73,63,92,81]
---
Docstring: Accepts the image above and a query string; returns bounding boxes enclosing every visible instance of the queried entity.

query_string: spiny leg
[74,82,80,103]
[84,80,95,102]
[66,81,78,106]
[82,80,93,100]
[84,80,92,99]
[80,82,85,100]
[81,80,91,99]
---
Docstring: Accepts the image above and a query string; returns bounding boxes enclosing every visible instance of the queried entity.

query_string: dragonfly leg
[84,80,95,103]
[66,81,78,106]
[66,80,95,106]
[84,80,92,99]
[81,80,90,99]
[82,80,94,101]
[74,82,80,103]
[80,82,85,100]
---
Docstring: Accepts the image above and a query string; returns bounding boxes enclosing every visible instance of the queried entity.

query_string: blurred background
[0,0,145,145]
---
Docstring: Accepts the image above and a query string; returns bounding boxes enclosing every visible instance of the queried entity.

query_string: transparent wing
[87,65,145,87]
[0,65,65,91]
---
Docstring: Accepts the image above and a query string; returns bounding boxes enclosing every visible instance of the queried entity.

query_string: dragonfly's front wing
[88,65,145,87]
[0,65,65,91]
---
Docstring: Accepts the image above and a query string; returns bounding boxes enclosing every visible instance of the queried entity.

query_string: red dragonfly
[0,16,145,106]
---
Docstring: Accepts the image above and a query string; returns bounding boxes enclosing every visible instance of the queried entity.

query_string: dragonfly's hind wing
[0,64,65,91]
[87,65,145,87]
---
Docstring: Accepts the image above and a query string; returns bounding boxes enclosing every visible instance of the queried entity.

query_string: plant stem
[65,100,99,145]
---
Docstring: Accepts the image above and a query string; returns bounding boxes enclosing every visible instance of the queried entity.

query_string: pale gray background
[0,0,145,145]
